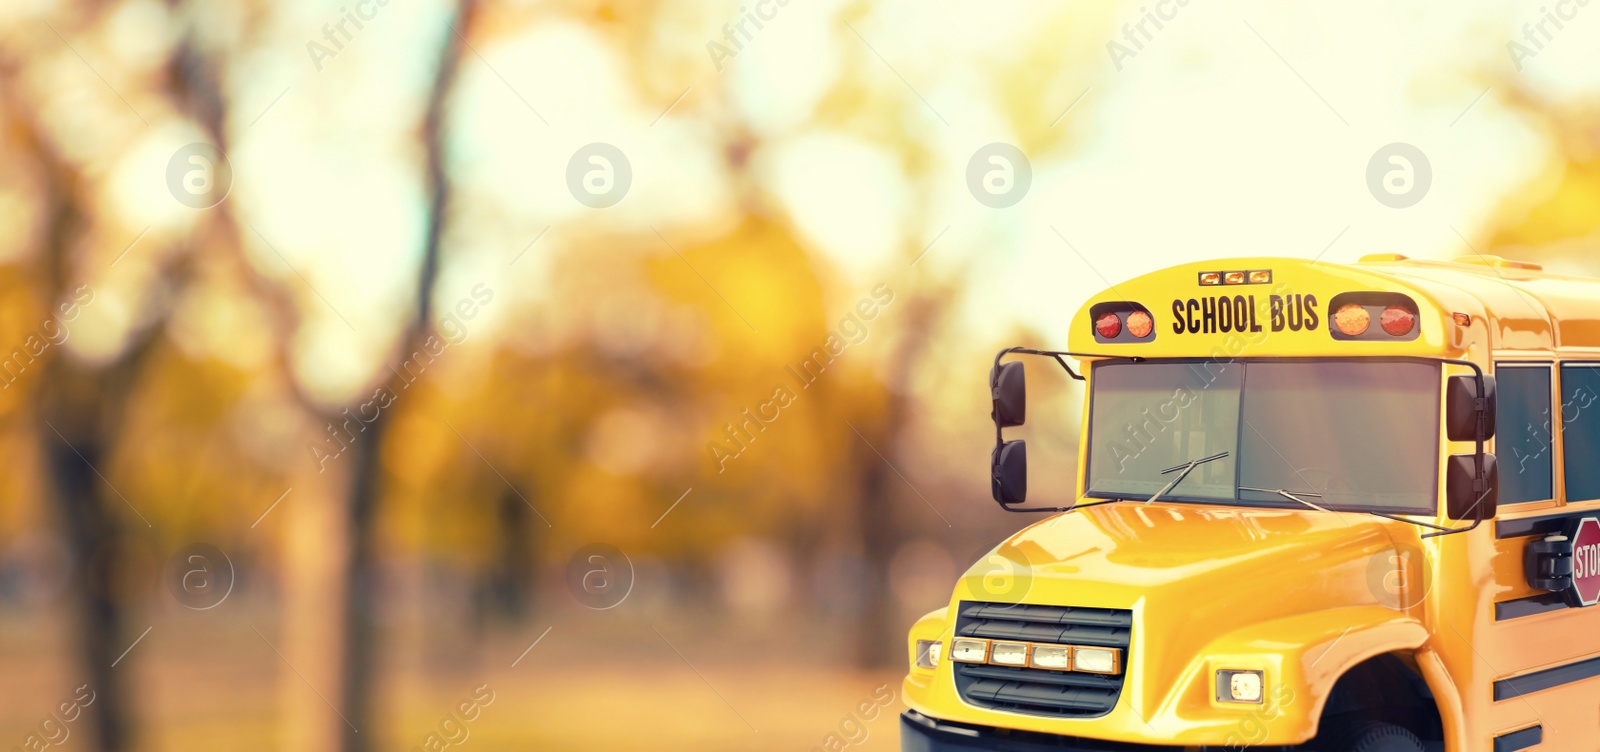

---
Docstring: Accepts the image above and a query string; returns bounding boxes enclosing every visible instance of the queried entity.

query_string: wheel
[1318,720,1425,752]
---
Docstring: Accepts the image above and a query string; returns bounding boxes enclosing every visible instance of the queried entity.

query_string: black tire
[1319,720,1425,752]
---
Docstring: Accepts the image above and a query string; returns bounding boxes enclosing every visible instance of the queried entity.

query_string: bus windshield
[1084,359,1441,515]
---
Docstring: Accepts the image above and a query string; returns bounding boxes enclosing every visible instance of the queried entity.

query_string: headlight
[1072,647,1121,674]
[990,642,1028,666]
[1217,669,1264,704]
[914,640,943,669]
[1029,645,1071,670]
[950,639,989,663]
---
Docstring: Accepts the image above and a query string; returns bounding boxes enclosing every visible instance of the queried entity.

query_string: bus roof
[1066,254,1600,360]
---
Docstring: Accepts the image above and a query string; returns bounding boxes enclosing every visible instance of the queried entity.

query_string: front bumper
[901,710,1186,752]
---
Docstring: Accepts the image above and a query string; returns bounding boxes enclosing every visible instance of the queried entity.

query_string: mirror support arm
[1004,498,1126,515]
[993,346,1134,383]
[1421,516,1483,540]
[989,346,1126,515]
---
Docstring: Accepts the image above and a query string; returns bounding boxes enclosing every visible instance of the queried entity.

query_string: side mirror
[1447,453,1499,521]
[1447,374,1497,442]
[991,361,1026,428]
[991,440,1027,505]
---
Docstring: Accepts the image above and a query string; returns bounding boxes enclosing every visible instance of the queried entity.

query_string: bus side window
[1496,364,1554,504]
[1561,364,1600,502]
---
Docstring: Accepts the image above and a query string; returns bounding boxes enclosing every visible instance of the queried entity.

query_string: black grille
[953,601,1132,719]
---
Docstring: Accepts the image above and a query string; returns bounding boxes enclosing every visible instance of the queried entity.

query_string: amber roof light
[1199,270,1271,285]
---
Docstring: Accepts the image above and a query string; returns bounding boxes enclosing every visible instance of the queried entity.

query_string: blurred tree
[330,5,478,749]
[160,0,482,748]
[0,0,1112,747]
[2,24,188,752]
[22,113,151,752]
[1486,84,1600,271]
[843,287,954,666]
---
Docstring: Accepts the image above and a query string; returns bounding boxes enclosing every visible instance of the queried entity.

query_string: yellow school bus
[901,254,1600,752]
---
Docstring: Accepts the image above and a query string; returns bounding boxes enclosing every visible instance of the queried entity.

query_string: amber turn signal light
[1333,304,1371,336]
[1126,311,1154,338]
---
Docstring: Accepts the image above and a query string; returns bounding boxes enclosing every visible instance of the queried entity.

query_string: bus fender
[1184,606,1429,744]
[1413,647,1465,752]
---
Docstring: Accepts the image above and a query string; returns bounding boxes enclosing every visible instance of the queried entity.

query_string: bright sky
[35,0,1597,399]
[747,0,1600,346]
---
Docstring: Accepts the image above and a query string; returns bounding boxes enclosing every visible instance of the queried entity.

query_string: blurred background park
[1,0,1598,749]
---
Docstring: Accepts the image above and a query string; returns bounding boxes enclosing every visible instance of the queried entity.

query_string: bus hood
[929,501,1422,744]
[959,501,1404,609]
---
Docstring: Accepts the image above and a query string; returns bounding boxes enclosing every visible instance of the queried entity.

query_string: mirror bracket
[994,347,1087,382]
[986,347,1119,514]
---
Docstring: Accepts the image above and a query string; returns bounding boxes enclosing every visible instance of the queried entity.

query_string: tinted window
[1496,365,1554,504]
[1237,361,1439,514]
[1562,365,1600,502]
[1086,361,1240,501]
[1085,359,1441,514]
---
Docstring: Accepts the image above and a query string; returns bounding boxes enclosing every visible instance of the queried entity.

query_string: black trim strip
[1497,510,1598,539]
[1494,655,1600,701]
[901,710,1169,752]
[1494,725,1542,752]
[1495,593,1571,621]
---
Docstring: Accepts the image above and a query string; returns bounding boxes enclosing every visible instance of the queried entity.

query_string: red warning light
[1096,312,1122,339]
[1381,306,1416,337]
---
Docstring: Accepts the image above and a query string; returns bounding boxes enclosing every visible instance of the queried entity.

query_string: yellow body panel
[904,255,1600,751]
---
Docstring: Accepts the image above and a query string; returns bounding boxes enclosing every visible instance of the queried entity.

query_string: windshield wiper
[1145,452,1229,504]
[1240,486,1333,513]
[1240,486,1476,538]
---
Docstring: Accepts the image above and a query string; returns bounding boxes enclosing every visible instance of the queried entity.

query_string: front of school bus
[901,257,1502,751]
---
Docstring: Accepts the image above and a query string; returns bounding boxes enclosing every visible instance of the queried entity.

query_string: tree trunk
[335,414,391,752]
[40,418,133,752]
[489,484,539,622]
[334,3,477,748]
[14,81,167,750]
[852,292,945,668]
[852,412,905,668]
[34,218,179,752]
